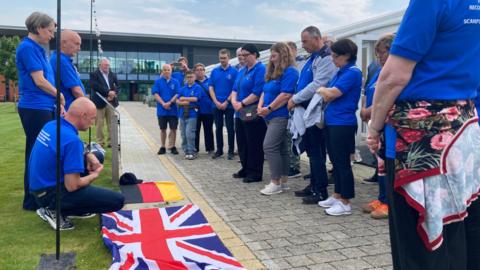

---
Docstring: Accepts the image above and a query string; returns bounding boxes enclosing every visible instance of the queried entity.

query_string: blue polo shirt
[392,0,480,101]
[233,62,265,101]
[50,51,85,111]
[325,63,362,126]
[177,83,201,119]
[29,118,84,191]
[196,78,213,114]
[172,71,185,86]
[365,68,380,108]
[16,37,56,111]
[151,77,180,117]
[262,66,299,121]
[209,65,238,106]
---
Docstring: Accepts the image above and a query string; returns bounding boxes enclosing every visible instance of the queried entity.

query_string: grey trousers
[263,118,290,180]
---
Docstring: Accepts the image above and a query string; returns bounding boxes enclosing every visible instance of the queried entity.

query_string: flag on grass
[120,182,184,204]
[102,204,245,270]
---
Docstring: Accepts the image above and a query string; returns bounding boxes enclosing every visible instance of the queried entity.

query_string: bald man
[50,29,85,111]
[29,98,124,231]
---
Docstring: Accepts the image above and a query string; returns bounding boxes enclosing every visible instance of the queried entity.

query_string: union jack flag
[102,204,245,270]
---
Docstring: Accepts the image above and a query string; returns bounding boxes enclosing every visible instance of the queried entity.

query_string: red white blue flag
[102,204,245,270]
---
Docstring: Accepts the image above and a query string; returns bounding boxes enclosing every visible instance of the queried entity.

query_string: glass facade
[72,50,181,101]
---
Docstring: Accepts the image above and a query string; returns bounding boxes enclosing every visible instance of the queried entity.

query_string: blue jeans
[33,185,124,216]
[180,117,197,155]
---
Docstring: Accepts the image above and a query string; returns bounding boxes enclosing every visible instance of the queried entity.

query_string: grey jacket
[292,47,337,106]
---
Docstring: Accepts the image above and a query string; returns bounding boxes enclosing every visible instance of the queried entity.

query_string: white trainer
[260,183,282,195]
[318,196,340,208]
[325,202,352,216]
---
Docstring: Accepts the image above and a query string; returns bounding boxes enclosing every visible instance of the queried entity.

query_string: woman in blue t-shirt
[367,1,480,268]
[231,44,267,183]
[316,39,362,216]
[16,12,64,211]
[257,42,299,195]
[359,33,395,220]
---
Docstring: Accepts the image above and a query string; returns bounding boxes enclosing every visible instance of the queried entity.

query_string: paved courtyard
[119,102,393,270]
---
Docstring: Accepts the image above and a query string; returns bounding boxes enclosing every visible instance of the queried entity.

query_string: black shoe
[302,194,326,205]
[294,186,313,197]
[227,153,234,160]
[43,208,75,231]
[303,173,311,180]
[362,175,378,184]
[212,152,223,159]
[232,171,246,179]
[157,147,166,155]
[288,168,302,179]
[170,147,179,155]
[243,177,262,183]
[67,213,96,219]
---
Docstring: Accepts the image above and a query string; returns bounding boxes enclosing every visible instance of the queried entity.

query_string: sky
[1,0,409,42]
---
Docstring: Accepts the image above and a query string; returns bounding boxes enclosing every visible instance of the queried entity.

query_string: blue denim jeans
[180,117,197,155]
[33,185,124,216]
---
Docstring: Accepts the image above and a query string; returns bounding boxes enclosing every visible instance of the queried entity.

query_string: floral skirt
[388,100,480,251]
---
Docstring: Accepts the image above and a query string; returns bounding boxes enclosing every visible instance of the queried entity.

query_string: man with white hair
[90,57,119,147]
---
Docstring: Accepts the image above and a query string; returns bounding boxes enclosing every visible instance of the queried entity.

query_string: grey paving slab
[120,102,393,269]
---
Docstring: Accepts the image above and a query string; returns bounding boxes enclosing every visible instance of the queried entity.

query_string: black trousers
[303,126,328,195]
[386,158,480,270]
[195,113,214,152]
[213,108,235,154]
[235,117,267,180]
[326,125,356,199]
[18,108,54,210]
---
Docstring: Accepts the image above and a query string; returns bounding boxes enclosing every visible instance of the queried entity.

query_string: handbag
[239,103,258,122]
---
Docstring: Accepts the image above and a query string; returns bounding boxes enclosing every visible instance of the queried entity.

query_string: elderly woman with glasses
[316,38,362,216]
[16,12,65,211]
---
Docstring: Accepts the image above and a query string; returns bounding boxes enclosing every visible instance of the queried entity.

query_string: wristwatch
[240,101,246,107]
[267,106,272,111]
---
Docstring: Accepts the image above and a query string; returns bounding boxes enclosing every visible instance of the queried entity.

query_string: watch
[240,101,246,107]
[267,106,272,111]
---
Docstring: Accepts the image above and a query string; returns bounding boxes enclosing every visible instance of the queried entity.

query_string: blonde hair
[265,42,295,82]
[374,33,396,54]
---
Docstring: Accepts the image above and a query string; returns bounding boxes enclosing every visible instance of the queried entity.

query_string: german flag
[120,182,184,204]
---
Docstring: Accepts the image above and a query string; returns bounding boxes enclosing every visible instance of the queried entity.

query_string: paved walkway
[119,102,393,270]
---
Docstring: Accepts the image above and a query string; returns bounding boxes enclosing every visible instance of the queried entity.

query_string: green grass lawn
[0,103,116,269]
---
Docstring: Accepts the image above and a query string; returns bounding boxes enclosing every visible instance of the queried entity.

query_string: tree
[0,35,20,103]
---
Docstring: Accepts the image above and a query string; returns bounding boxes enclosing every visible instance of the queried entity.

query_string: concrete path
[119,102,393,270]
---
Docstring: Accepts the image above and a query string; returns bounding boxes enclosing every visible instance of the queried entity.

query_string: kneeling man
[30,97,124,230]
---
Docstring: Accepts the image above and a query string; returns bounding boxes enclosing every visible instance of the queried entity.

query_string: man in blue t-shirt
[50,30,85,111]
[209,49,238,160]
[194,63,214,154]
[29,98,124,230]
[172,56,189,87]
[176,70,201,159]
[152,64,180,155]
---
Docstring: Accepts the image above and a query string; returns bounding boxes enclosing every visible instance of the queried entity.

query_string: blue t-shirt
[233,62,266,117]
[296,53,317,94]
[364,68,380,108]
[50,51,85,111]
[177,83,201,119]
[29,118,84,191]
[209,65,238,106]
[151,77,180,116]
[391,0,480,101]
[16,37,56,111]
[262,66,299,121]
[196,78,214,114]
[172,71,185,86]
[325,63,362,126]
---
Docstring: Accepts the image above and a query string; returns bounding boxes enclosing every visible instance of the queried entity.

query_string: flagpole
[88,0,93,147]
[55,0,62,261]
